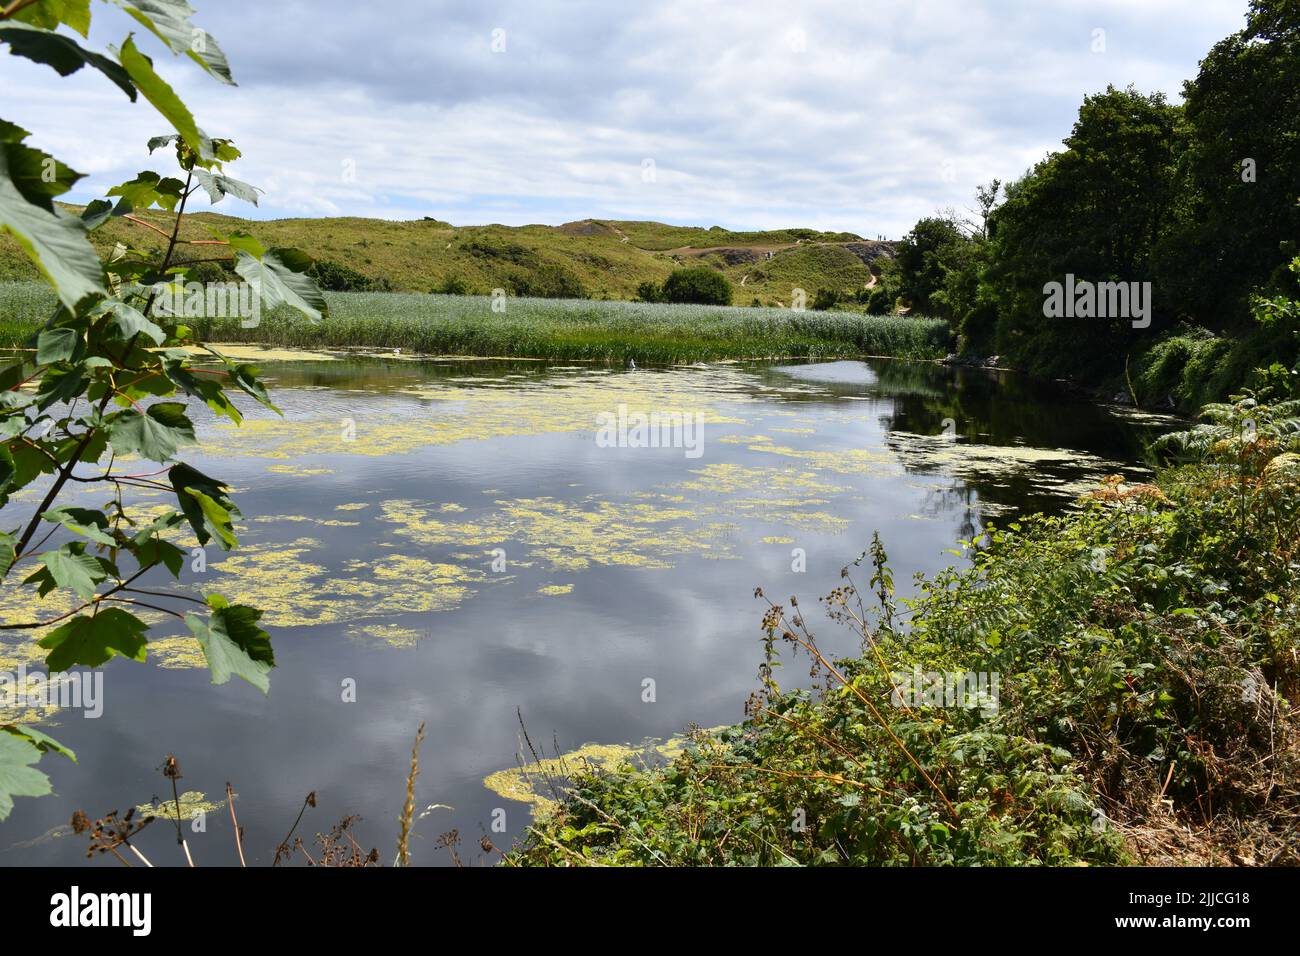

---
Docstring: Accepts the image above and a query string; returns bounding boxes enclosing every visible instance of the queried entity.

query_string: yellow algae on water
[346,623,424,648]
[191,344,340,363]
[148,637,208,670]
[266,464,335,477]
[537,584,573,596]
[335,502,370,511]
[202,367,753,461]
[380,496,736,571]
[762,536,795,544]
[483,730,720,816]
[250,514,361,527]
[134,790,226,820]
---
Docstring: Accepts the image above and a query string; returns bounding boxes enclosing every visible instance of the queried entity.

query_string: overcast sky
[3,0,1249,237]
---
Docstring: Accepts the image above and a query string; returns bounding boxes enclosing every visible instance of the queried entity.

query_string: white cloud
[0,0,1249,236]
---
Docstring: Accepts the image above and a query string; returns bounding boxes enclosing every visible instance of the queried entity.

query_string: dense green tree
[982,86,1182,376]
[893,216,967,316]
[1158,0,1300,324]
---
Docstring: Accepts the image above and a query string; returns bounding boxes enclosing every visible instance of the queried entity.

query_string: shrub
[811,288,841,311]
[635,280,664,303]
[308,258,392,292]
[506,263,587,299]
[660,266,731,305]
[434,275,470,295]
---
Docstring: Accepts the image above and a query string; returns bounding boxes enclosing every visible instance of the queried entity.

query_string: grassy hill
[0,209,895,307]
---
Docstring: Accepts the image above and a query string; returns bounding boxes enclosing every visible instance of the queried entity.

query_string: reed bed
[0,283,950,364]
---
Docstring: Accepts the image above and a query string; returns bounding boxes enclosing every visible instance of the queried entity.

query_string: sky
[2,0,1251,237]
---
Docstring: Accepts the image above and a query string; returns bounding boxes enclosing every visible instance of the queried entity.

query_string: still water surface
[0,354,1167,865]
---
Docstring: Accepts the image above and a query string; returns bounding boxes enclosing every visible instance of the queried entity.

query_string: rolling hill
[0,209,896,307]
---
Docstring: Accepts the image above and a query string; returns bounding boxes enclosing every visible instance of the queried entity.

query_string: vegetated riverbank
[0,283,950,365]
[506,393,1300,866]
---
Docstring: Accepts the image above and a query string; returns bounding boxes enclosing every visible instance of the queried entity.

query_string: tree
[1158,0,1300,324]
[893,216,967,316]
[0,0,323,818]
[982,86,1181,376]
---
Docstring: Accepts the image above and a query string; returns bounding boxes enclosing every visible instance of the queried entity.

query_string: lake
[0,353,1170,865]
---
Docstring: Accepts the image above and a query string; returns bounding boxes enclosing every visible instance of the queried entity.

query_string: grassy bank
[0,283,950,364]
[507,394,1300,866]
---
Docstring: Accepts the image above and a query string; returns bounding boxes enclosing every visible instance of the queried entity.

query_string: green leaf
[138,536,185,577]
[234,247,326,322]
[0,530,16,577]
[109,0,233,84]
[80,199,114,230]
[5,437,58,492]
[169,462,239,549]
[35,327,79,364]
[0,122,82,208]
[0,21,136,99]
[34,364,87,412]
[222,230,265,258]
[10,0,92,37]
[115,35,205,159]
[0,732,53,821]
[105,170,185,212]
[42,506,117,547]
[35,543,106,599]
[0,131,105,311]
[38,608,149,671]
[191,168,259,205]
[93,299,166,346]
[108,401,196,461]
[229,364,279,414]
[185,600,274,694]
[9,725,76,762]
[0,442,13,500]
[161,355,241,422]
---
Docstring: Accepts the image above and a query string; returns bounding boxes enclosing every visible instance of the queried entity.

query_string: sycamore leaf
[10,0,92,37]
[0,733,52,821]
[35,326,80,364]
[8,725,75,762]
[108,401,196,461]
[229,364,279,414]
[191,168,259,205]
[0,21,136,99]
[93,299,166,346]
[34,543,106,599]
[34,365,87,412]
[38,608,149,671]
[185,599,273,694]
[234,247,326,322]
[106,170,185,212]
[42,506,117,547]
[80,199,114,230]
[169,462,239,549]
[109,0,233,84]
[161,355,241,422]
[0,530,15,577]
[115,35,206,159]
[0,132,105,311]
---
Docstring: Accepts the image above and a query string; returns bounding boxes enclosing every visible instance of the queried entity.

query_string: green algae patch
[484,730,717,817]
[133,790,227,820]
[205,537,486,629]
[380,496,737,572]
[346,623,425,648]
